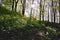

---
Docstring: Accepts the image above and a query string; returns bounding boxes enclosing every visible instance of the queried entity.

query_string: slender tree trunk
[51,0,53,22]
[48,7,49,22]
[53,1,57,23]
[42,0,45,21]
[12,0,14,10]
[22,0,26,16]
[30,8,33,20]
[15,0,19,11]
[42,6,44,21]
[59,0,60,23]
[30,0,34,20]
[53,8,56,23]
[39,0,42,21]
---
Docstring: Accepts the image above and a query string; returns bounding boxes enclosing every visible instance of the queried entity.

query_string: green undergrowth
[0,5,23,31]
[0,5,60,40]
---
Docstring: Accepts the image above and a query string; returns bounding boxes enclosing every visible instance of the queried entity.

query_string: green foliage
[2,0,12,6]
[0,6,22,31]
[0,5,60,40]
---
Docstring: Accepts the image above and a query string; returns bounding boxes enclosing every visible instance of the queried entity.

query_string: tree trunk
[39,0,42,21]
[42,6,44,21]
[30,0,34,20]
[48,7,49,22]
[22,0,26,16]
[42,0,45,21]
[53,8,56,23]
[15,0,19,11]
[53,1,57,23]
[12,0,14,10]
[59,0,60,23]
[51,0,53,22]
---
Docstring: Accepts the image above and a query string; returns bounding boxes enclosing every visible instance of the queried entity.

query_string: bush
[0,6,22,31]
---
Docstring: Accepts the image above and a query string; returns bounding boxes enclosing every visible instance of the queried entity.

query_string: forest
[0,0,60,40]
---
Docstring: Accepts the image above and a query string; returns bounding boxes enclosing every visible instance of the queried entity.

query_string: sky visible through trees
[0,0,60,23]
[24,0,59,23]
